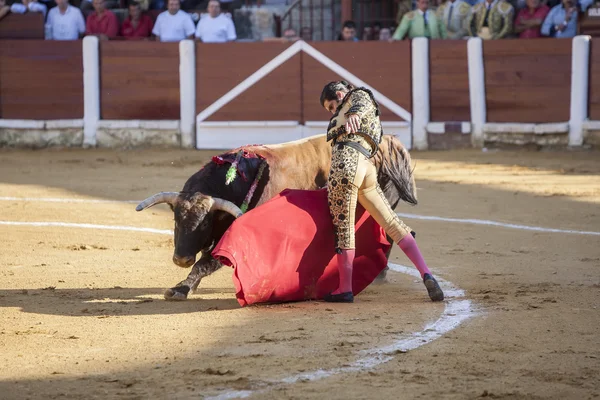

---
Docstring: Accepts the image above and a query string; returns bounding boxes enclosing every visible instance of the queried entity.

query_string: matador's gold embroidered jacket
[326,88,383,156]
[468,0,514,39]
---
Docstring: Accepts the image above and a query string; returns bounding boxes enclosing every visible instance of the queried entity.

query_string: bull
[136,134,417,301]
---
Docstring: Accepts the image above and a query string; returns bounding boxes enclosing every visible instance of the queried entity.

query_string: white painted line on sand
[1,196,598,236]
[396,212,600,236]
[0,221,172,235]
[205,263,474,400]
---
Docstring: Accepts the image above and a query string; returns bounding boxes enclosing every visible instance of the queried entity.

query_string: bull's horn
[136,192,179,211]
[210,198,243,218]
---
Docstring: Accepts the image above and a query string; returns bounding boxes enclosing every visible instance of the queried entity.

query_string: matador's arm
[345,90,375,119]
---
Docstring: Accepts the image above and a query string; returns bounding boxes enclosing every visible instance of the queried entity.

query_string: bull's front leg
[164,253,224,301]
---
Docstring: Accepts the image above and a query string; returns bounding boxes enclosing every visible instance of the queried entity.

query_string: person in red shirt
[85,0,119,40]
[121,1,153,40]
[515,0,550,38]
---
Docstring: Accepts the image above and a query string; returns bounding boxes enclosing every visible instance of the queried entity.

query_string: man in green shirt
[392,0,447,39]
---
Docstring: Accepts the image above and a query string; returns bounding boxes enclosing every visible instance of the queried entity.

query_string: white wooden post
[82,36,99,147]
[569,35,591,147]
[179,40,196,148]
[467,37,486,148]
[411,37,429,150]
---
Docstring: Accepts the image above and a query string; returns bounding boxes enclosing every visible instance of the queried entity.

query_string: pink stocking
[333,249,356,294]
[398,234,431,279]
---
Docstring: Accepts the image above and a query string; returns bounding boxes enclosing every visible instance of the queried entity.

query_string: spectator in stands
[392,0,446,39]
[0,0,9,22]
[46,0,86,40]
[514,0,549,37]
[85,0,119,40]
[362,24,373,40]
[378,26,392,40]
[541,0,591,37]
[121,0,153,39]
[372,21,382,40]
[194,0,236,43]
[468,0,514,39]
[437,0,471,39]
[338,20,358,41]
[152,0,195,42]
[9,0,47,18]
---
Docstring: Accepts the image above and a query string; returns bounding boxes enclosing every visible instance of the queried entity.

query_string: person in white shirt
[152,0,195,42]
[195,0,237,43]
[46,0,85,40]
[10,0,47,18]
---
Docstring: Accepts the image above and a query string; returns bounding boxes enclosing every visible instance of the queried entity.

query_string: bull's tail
[376,135,418,209]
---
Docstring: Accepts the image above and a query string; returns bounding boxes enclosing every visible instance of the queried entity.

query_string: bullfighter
[320,80,444,303]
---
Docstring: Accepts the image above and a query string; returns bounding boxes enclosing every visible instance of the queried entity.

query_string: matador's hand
[345,114,360,134]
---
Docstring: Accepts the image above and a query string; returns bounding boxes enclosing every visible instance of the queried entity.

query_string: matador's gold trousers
[327,142,412,251]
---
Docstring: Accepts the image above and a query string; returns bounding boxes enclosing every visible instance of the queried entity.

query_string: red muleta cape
[211,189,391,307]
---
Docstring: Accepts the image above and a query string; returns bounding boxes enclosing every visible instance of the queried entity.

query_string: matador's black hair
[319,80,355,107]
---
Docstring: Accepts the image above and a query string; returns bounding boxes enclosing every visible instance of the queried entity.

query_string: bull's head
[135,192,242,268]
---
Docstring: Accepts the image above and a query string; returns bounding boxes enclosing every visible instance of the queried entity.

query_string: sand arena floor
[0,146,598,400]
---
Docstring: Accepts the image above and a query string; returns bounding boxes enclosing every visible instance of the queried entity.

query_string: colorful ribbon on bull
[212,148,267,214]
[213,149,264,185]
[224,151,243,185]
[240,160,267,213]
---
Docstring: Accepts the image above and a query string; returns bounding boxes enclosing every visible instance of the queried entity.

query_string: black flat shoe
[423,273,444,302]
[323,291,354,303]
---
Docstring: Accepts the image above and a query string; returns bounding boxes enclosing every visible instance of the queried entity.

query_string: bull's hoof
[374,266,389,284]
[164,286,190,301]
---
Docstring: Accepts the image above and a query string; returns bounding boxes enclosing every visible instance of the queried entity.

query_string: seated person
[86,0,119,39]
[514,0,549,38]
[152,0,195,42]
[194,0,236,43]
[337,19,358,41]
[541,0,592,38]
[121,0,153,39]
[378,27,392,41]
[46,0,86,40]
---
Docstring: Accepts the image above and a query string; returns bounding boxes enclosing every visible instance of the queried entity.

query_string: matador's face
[323,91,347,114]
